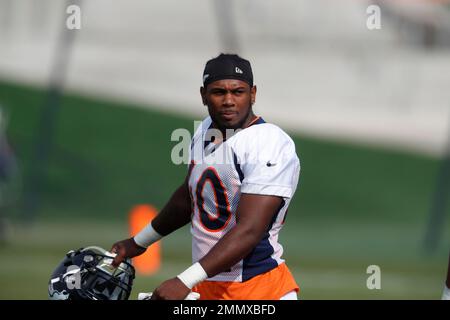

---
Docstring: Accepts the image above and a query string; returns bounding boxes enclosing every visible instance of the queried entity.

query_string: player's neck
[213,112,258,141]
[243,114,260,129]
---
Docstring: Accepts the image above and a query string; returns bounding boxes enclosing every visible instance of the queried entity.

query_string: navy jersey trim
[250,117,266,126]
[232,150,244,183]
[203,122,215,151]
[242,199,286,281]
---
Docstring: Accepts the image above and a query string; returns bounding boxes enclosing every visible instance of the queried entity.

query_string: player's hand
[150,277,191,300]
[110,238,146,267]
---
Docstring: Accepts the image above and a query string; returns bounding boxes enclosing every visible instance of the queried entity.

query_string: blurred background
[0,0,449,299]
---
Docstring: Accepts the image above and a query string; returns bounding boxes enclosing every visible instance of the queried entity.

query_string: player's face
[201,79,256,130]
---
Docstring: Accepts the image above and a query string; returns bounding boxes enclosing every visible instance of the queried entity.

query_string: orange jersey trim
[246,116,261,128]
[193,263,299,300]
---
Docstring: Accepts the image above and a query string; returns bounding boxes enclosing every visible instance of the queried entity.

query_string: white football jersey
[188,116,300,282]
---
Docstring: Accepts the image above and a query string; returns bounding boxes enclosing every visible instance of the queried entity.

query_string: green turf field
[0,80,448,299]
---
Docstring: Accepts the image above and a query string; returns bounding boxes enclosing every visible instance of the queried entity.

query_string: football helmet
[48,246,135,300]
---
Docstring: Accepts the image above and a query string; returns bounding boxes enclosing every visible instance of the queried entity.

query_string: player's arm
[110,175,192,267]
[150,193,282,300]
[149,176,192,236]
[199,193,282,276]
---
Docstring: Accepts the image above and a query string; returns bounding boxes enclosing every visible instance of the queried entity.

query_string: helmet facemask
[48,246,135,300]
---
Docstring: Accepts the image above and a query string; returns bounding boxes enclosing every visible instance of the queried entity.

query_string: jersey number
[196,167,232,232]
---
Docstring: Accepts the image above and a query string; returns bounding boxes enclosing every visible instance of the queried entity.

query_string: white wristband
[442,285,450,300]
[133,222,163,248]
[177,262,208,289]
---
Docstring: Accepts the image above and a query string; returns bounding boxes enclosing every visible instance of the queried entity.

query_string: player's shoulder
[236,120,296,148]
[231,119,298,160]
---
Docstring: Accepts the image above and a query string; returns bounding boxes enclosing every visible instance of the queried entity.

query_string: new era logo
[235,67,243,74]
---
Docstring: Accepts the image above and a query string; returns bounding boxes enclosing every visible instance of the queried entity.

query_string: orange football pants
[192,263,299,300]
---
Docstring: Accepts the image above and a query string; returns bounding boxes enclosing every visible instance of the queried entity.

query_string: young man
[110,54,301,300]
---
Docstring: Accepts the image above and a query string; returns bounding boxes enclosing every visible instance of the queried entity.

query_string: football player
[110,54,301,300]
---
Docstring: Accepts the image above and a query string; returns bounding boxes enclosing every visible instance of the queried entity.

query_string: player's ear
[200,86,207,106]
[251,85,257,105]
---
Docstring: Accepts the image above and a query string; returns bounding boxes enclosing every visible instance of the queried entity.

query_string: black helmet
[48,246,135,300]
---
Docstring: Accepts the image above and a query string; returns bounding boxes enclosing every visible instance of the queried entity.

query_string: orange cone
[129,204,161,275]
